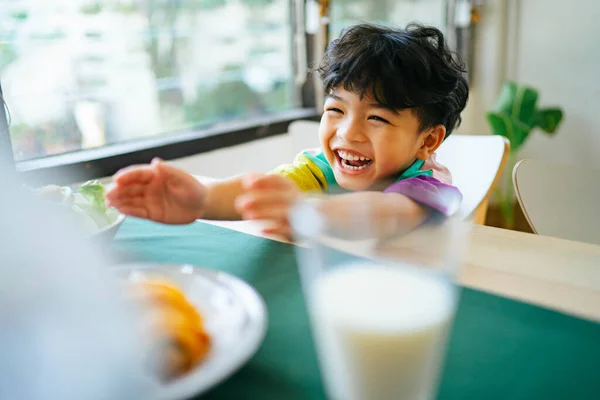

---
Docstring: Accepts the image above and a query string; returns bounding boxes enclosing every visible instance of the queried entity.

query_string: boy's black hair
[317,23,469,136]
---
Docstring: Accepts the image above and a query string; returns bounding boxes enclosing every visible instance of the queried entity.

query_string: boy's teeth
[337,151,371,161]
[340,158,371,170]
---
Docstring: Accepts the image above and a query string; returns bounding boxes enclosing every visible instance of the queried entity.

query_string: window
[1,0,459,183]
[330,0,446,36]
[1,0,299,163]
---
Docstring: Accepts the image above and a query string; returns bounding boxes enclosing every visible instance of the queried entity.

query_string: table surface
[113,217,600,400]
[201,218,600,323]
[192,174,600,323]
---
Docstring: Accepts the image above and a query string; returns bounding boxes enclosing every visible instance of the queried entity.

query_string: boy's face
[319,88,438,191]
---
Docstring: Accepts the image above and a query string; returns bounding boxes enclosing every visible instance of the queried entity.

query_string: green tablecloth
[113,218,600,400]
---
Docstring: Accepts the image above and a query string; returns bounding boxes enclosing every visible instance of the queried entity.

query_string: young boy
[106,24,468,239]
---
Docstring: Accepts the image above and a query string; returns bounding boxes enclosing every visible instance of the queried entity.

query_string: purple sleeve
[383,175,462,216]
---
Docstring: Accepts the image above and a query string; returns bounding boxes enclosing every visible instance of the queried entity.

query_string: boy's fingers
[262,223,293,240]
[235,190,297,213]
[240,204,290,221]
[242,173,293,190]
[114,166,155,185]
[114,196,146,207]
[107,196,146,209]
[153,158,183,176]
[155,159,202,189]
[154,159,182,177]
[106,184,146,201]
[116,205,149,219]
[423,152,452,185]
[261,220,290,233]
[240,172,261,188]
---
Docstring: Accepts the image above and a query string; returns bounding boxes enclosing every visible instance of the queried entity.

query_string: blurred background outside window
[1,0,296,162]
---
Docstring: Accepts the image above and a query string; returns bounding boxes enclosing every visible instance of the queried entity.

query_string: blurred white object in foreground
[291,200,470,400]
[0,171,152,400]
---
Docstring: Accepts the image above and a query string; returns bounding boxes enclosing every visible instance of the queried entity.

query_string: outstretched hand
[235,173,302,239]
[106,158,206,224]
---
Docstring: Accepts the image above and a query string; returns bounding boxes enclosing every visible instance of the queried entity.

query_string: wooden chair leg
[473,199,489,225]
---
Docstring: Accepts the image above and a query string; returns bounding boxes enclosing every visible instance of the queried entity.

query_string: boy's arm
[202,155,321,221]
[203,150,326,221]
[201,176,245,220]
[107,161,247,224]
[318,192,430,239]
[314,174,462,239]
[107,155,315,226]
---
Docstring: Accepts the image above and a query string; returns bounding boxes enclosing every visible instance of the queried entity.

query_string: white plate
[94,213,126,240]
[115,263,268,400]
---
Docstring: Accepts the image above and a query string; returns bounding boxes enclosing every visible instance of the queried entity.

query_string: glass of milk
[290,200,471,400]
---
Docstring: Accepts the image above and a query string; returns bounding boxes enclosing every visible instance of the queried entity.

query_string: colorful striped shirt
[270,149,462,216]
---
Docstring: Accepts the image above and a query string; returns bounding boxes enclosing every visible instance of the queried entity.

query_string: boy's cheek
[323,150,335,166]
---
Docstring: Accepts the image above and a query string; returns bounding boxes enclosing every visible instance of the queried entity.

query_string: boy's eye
[326,107,343,114]
[368,115,390,124]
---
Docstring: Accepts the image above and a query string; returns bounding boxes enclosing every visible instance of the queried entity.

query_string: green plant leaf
[488,81,565,154]
[487,112,531,152]
[511,85,539,127]
[489,81,518,115]
[490,81,539,127]
[487,112,513,142]
[535,108,564,134]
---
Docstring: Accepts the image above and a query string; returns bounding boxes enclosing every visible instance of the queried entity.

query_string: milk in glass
[311,263,456,400]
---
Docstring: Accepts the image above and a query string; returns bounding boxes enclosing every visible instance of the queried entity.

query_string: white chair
[435,134,509,222]
[288,120,510,223]
[513,159,600,245]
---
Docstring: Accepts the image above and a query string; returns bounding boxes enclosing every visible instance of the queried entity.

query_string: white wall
[170,134,293,177]
[170,124,320,177]
[462,0,600,171]
[457,0,508,135]
[514,0,600,169]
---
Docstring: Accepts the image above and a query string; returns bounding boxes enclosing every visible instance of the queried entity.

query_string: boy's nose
[337,121,367,143]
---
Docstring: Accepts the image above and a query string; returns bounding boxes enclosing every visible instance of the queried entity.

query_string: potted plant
[487,81,564,228]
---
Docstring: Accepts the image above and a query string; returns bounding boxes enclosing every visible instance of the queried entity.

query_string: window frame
[0,84,15,169]
[13,107,320,186]
[1,0,322,185]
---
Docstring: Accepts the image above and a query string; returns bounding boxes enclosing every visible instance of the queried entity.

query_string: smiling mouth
[335,150,373,171]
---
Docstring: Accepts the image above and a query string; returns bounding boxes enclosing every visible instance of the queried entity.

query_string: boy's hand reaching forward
[106,158,206,224]
[235,174,302,239]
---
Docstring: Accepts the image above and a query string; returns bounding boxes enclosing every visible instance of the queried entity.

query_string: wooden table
[114,173,599,322]
[202,218,600,323]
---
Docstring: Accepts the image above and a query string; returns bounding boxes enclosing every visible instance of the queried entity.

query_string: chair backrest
[513,159,600,245]
[436,134,509,219]
[288,120,510,220]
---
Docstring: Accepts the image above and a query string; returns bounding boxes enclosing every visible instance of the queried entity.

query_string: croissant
[130,279,211,381]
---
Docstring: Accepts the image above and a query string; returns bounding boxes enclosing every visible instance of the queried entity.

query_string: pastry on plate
[130,279,211,381]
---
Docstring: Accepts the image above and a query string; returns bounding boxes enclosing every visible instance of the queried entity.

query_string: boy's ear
[416,125,446,160]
